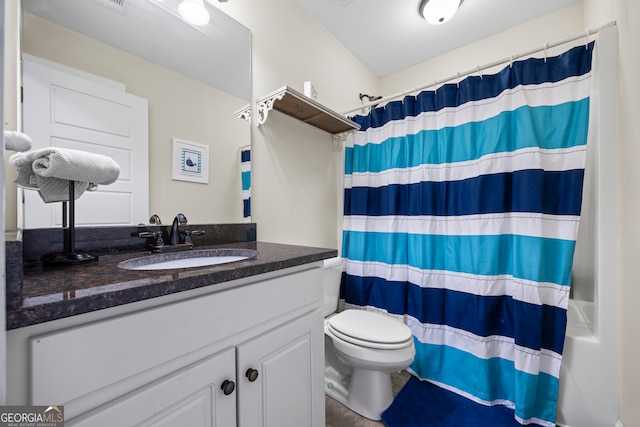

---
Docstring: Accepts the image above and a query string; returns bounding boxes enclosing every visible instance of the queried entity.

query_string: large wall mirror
[17,0,251,228]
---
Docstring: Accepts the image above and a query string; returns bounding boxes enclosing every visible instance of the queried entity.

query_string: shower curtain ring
[477,65,483,80]
[585,30,590,48]
[510,54,513,68]
[456,72,460,88]
[433,80,438,94]
[544,43,549,62]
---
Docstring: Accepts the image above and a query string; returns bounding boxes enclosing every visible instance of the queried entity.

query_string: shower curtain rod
[341,20,616,116]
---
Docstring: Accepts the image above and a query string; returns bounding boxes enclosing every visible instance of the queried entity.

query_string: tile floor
[325,371,411,427]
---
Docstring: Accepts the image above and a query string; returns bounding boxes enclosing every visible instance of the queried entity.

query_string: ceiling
[23,0,582,93]
[22,0,251,100]
[296,0,582,78]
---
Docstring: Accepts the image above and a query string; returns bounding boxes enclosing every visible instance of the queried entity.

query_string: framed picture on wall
[172,138,209,184]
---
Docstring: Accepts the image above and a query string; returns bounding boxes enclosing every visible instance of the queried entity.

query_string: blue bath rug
[381,376,539,427]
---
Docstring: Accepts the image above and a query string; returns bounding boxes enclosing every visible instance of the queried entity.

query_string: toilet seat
[327,310,413,350]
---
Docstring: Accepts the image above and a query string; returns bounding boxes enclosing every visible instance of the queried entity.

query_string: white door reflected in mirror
[21,56,149,228]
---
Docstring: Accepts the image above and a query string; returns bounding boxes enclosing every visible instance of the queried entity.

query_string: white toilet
[322,258,416,420]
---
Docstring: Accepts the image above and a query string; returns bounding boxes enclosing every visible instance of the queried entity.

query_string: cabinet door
[237,310,324,427]
[69,348,237,427]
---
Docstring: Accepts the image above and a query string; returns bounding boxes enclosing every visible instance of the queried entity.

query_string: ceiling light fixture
[419,0,462,25]
[178,0,210,26]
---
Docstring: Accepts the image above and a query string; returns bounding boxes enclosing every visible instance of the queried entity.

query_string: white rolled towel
[4,131,33,152]
[9,147,120,203]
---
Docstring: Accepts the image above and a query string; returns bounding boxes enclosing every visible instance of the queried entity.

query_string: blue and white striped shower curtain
[342,43,594,426]
[241,147,251,220]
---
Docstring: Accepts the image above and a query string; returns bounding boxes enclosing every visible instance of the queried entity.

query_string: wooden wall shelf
[256,86,360,135]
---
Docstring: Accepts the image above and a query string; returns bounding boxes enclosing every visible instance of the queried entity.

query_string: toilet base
[325,367,394,421]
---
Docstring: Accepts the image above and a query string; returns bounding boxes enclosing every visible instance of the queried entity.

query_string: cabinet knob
[245,368,259,382]
[221,380,235,395]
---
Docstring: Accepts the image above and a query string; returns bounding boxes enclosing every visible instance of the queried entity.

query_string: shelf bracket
[256,91,287,126]
[234,104,252,122]
[332,131,353,151]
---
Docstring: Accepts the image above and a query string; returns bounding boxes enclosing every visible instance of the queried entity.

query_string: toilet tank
[322,257,344,317]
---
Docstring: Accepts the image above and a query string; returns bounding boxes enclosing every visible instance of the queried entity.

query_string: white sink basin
[118,248,258,271]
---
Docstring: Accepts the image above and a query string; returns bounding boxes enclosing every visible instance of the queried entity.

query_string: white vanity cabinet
[237,310,320,426]
[6,265,325,427]
[71,348,237,427]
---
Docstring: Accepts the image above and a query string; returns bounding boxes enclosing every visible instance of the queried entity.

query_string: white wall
[219,0,378,249]
[379,3,585,95]
[580,0,640,425]
[606,0,640,425]
[2,0,18,233]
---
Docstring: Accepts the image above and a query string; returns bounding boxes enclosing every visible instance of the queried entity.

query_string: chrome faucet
[169,213,187,245]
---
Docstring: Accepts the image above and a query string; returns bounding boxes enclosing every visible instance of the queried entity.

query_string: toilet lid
[327,310,413,346]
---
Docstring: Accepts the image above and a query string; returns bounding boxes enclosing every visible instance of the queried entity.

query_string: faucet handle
[139,231,164,246]
[184,229,205,244]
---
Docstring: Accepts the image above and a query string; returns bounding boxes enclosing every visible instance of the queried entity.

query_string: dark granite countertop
[6,241,337,330]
